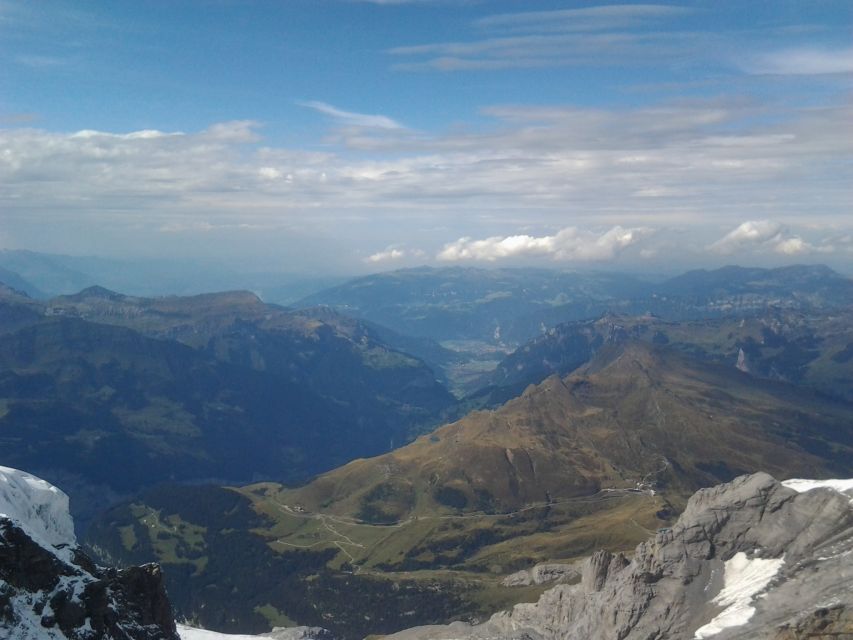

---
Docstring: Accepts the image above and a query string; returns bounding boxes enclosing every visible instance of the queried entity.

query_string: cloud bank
[437,226,651,262]
[2,96,851,266]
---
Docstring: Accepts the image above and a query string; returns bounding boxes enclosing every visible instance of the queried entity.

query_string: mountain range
[296,264,853,347]
[0,284,454,528]
[85,339,853,637]
[1,261,852,638]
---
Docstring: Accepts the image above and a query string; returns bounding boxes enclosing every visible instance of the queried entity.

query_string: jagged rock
[1,518,179,640]
[580,550,628,592]
[177,623,338,639]
[771,605,853,639]
[385,473,853,640]
[502,563,581,587]
[0,465,180,640]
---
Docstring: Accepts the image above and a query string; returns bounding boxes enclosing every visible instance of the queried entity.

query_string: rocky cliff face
[1,466,338,640]
[0,516,179,640]
[386,473,853,640]
[0,466,179,640]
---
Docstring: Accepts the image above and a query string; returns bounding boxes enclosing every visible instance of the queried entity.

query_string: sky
[1,0,852,275]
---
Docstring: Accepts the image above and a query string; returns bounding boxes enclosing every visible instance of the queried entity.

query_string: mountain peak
[71,284,126,301]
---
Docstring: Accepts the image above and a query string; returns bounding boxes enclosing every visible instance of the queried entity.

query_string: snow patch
[177,624,331,640]
[0,466,76,551]
[782,478,853,503]
[693,552,784,639]
[8,591,71,639]
[178,625,271,640]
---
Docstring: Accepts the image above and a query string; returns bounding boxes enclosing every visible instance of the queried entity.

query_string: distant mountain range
[296,264,853,347]
[0,249,342,302]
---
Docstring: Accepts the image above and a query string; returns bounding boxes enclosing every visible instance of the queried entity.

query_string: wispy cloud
[437,226,651,262]
[743,46,853,75]
[299,101,405,130]
[389,3,702,72]
[352,0,459,4]
[475,4,692,33]
[15,54,68,68]
[390,31,697,71]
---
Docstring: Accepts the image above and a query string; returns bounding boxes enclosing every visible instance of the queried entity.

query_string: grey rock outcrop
[265,627,339,639]
[386,473,853,640]
[502,563,581,587]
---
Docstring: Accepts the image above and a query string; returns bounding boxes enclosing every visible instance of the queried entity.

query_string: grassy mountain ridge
[276,340,852,522]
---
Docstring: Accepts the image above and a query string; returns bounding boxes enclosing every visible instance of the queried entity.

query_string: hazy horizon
[2,1,852,274]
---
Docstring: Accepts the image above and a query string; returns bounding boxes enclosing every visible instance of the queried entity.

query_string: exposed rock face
[386,473,853,640]
[502,563,581,587]
[177,622,338,639]
[0,517,179,640]
[0,465,180,640]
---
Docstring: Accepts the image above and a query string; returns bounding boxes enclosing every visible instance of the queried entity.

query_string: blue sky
[1,0,852,273]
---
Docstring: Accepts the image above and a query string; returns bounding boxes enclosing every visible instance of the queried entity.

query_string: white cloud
[709,220,784,254]
[366,247,407,263]
[745,47,853,75]
[774,236,812,255]
[299,101,404,130]
[709,220,826,256]
[475,5,692,33]
[437,226,651,262]
[1,95,852,265]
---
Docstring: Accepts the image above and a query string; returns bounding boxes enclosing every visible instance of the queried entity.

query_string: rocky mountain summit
[386,472,853,640]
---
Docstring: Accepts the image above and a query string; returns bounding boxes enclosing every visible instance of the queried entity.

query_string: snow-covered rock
[782,477,853,503]
[178,623,335,640]
[0,466,179,640]
[0,465,76,553]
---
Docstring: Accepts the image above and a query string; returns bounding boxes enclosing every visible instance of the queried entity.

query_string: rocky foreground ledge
[3,468,852,640]
[386,472,853,640]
